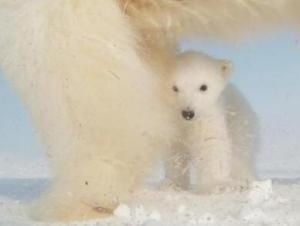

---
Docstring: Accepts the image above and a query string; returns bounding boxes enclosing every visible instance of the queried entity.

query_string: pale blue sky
[0,31,300,176]
[0,73,44,159]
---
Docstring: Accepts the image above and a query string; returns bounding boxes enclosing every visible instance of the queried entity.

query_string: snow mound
[1,180,300,226]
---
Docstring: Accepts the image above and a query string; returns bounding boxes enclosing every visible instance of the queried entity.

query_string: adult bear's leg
[0,0,167,221]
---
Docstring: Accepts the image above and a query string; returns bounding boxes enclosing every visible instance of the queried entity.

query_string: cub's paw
[194,179,250,195]
[211,180,250,194]
[159,179,189,191]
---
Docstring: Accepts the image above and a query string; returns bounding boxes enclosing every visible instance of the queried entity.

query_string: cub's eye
[199,84,208,92]
[172,85,179,92]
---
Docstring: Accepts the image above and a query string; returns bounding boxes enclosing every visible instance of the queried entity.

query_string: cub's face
[170,53,232,121]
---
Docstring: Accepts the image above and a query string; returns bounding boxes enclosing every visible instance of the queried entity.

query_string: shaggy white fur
[121,0,300,42]
[0,0,297,222]
[0,0,170,221]
[164,52,258,193]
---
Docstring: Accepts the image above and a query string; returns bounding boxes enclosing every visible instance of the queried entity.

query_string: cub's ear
[220,60,233,80]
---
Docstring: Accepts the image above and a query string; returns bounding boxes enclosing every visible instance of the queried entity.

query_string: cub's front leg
[191,108,232,194]
[164,138,190,190]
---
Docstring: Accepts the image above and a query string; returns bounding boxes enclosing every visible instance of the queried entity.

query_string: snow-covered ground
[1,129,300,226]
[0,177,300,226]
[0,153,50,179]
[3,148,300,226]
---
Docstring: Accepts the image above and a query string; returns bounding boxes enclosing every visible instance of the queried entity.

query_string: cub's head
[170,51,233,121]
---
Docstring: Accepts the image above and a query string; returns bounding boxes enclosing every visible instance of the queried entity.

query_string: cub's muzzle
[182,110,195,120]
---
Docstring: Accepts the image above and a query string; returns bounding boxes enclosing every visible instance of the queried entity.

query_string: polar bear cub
[165,51,257,193]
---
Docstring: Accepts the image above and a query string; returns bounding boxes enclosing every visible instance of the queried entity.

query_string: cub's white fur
[164,52,258,193]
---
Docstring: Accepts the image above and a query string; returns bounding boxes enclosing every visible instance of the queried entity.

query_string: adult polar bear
[0,0,299,222]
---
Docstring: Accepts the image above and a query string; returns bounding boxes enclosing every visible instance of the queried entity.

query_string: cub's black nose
[182,110,195,120]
